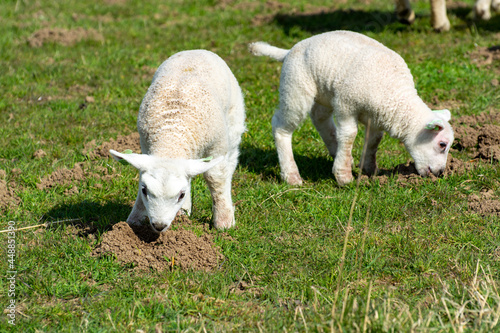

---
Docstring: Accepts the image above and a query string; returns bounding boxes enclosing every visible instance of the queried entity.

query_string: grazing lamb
[249,31,454,186]
[396,0,499,31]
[109,50,245,232]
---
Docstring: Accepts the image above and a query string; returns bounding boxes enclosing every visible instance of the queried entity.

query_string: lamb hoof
[397,9,415,25]
[433,20,450,32]
[284,172,303,186]
[335,173,353,186]
[214,216,235,230]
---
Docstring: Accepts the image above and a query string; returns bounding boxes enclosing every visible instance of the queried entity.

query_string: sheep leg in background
[475,0,500,20]
[310,103,338,158]
[430,0,450,32]
[395,0,415,24]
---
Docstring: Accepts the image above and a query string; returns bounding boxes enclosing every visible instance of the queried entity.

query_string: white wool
[250,31,454,186]
[110,50,245,231]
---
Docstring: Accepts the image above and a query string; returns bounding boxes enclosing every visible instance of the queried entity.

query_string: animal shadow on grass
[472,14,500,32]
[239,142,333,183]
[44,199,136,238]
[272,8,401,35]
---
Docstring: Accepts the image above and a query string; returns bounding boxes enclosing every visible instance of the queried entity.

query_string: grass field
[1,0,500,331]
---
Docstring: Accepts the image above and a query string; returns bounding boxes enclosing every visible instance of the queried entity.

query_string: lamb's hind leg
[273,96,314,186]
[310,103,337,158]
[333,116,358,186]
[204,153,237,229]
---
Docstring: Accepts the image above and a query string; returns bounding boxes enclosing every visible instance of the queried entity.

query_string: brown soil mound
[37,162,114,190]
[468,189,500,217]
[92,218,224,271]
[83,133,141,159]
[456,112,500,126]
[28,27,104,48]
[0,179,20,211]
[453,112,500,162]
[469,45,500,68]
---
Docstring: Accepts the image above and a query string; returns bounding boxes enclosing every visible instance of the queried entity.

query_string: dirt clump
[453,112,500,162]
[37,163,86,190]
[28,27,104,48]
[37,162,115,191]
[92,217,224,272]
[467,189,500,217]
[83,133,141,159]
[33,149,47,159]
[469,45,500,69]
[0,179,20,211]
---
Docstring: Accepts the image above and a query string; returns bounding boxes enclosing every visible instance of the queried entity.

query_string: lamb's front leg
[333,117,358,186]
[204,157,236,230]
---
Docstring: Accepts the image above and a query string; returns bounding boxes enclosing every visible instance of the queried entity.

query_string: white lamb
[109,50,245,232]
[249,31,454,186]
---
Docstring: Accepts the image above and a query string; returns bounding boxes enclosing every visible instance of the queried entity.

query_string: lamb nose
[151,222,165,233]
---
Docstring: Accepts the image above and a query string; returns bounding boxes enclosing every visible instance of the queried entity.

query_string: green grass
[1,0,500,331]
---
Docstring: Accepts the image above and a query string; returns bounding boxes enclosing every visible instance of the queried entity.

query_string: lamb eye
[141,184,148,196]
[439,142,447,149]
[178,191,185,202]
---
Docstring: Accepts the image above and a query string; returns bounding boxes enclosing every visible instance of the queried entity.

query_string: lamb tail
[248,41,289,62]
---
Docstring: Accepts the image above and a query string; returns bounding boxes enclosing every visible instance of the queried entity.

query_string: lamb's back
[284,31,423,135]
[138,50,239,159]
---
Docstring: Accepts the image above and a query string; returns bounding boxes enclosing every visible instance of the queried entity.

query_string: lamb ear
[183,156,224,177]
[425,119,445,132]
[432,109,451,122]
[109,149,156,170]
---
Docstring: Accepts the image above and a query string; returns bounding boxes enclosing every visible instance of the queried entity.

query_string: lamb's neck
[382,94,432,144]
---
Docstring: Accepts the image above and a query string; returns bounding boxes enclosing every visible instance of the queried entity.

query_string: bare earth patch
[28,27,104,48]
[0,178,20,211]
[83,133,141,159]
[468,189,500,217]
[469,45,500,71]
[36,162,114,190]
[92,216,224,271]
[453,112,500,162]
